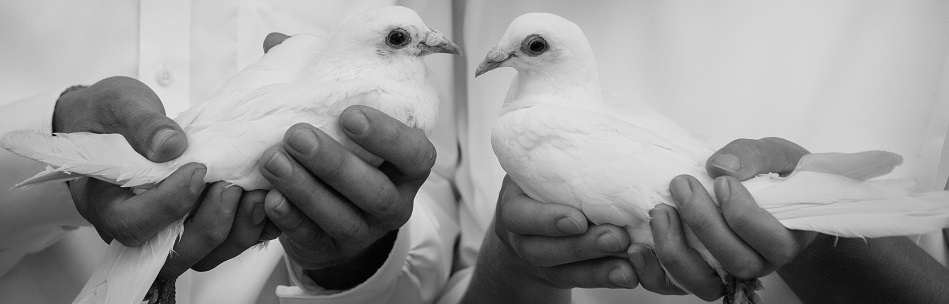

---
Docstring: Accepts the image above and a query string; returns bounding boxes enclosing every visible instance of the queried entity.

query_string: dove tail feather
[776,192,949,238]
[794,151,903,181]
[0,130,170,188]
[72,220,185,304]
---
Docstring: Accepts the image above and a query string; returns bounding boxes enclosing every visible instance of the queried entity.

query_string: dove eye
[521,34,548,56]
[386,28,411,49]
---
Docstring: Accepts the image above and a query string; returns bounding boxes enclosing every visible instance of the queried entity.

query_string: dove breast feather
[492,103,709,227]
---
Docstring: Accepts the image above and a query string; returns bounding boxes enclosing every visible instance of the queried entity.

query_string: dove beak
[475,47,512,77]
[420,30,462,56]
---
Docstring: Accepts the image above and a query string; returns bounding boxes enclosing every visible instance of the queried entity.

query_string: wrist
[463,222,570,304]
[303,229,399,290]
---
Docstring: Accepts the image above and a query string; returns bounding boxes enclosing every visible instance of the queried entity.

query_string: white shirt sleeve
[275,173,460,304]
[0,88,87,277]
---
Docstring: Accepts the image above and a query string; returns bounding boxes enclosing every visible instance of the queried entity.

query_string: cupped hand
[493,175,636,289]
[630,137,819,301]
[57,76,197,246]
[156,182,280,280]
[259,106,435,289]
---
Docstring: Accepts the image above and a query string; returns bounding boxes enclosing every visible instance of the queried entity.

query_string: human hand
[494,176,635,289]
[259,106,435,289]
[461,176,636,304]
[629,137,818,301]
[156,183,280,280]
[58,76,200,246]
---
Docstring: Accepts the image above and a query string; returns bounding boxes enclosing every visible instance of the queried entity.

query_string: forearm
[461,221,571,304]
[779,234,949,304]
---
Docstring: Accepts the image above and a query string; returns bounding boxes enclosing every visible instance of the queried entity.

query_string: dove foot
[723,275,762,304]
[145,277,176,304]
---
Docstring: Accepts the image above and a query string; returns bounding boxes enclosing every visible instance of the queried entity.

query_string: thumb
[111,104,188,163]
[706,137,809,180]
[263,32,291,53]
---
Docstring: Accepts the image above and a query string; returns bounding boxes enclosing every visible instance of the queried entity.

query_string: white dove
[477,12,949,304]
[1,6,459,304]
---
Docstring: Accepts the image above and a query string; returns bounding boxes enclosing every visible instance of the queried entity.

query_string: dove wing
[175,34,328,128]
[493,104,710,228]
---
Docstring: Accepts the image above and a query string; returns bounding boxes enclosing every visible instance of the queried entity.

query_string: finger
[507,225,629,267]
[716,176,815,267]
[627,244,687,295]
[158,182,242,280]
[192,189,270,272]
[262,190,332,255]
[99,163,207,246]
[259,146,372,240]
[260,220,282,242]
[671,175,772,280]
[540,257,638,289]
[497,176,587,237]
[339,106,436,185]
[706,137,809,180]
[650,205,724,301]
[263,32,291,53]
[282,123,409,229]
[98,77,188,162]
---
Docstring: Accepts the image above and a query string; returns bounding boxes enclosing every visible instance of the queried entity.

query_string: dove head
[329,6,460,60]
[475,13,598,79]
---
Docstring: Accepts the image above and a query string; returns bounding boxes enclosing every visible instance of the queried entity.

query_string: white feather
[485,12,949,296]
[1,6,452,304]
[0,131,171,189]
[72,220,183,304]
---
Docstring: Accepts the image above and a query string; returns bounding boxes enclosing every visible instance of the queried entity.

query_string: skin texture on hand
[638,137,949,303]
[461,176,637,304]
[57,75,280,280]
[259,106,435,290]
[632,137,815,301]
[56,76,197,247]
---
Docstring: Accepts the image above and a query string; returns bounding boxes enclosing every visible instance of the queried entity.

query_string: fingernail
[670,176,693,204]
[650,207,669,234]
[252,203,266,225]
[288,128,319,155]
[556,217,583,234]
[341,110,369,134]
[151,128,179,154]
[265,152,293,178]
[190,167,207,194]
[270,194,289,216]
[711,154,741,173]
[609,267,633,288]
[595,232,625,253]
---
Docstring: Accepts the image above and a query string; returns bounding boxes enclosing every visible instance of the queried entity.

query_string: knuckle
[329,216,364,240]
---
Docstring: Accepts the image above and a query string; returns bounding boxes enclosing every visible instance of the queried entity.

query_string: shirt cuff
[0,87,67,134]
[276,226,412,304]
